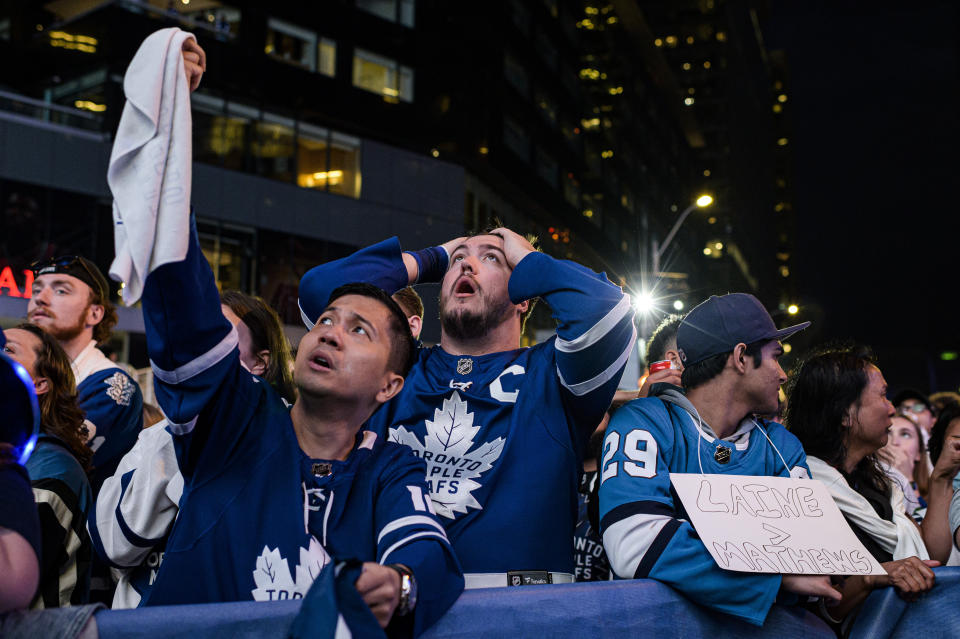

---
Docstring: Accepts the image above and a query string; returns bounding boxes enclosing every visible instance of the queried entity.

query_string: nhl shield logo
[456,358,473,375]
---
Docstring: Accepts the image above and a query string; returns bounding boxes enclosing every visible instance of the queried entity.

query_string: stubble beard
[439,292,513,341]
[39,308,89,343]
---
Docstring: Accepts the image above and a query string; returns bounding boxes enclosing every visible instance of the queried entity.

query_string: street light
[633,291,656,315]
[652,194,714,276]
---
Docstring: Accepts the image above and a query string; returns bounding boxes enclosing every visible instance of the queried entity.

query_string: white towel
[108,27,195,305]
[807,456,928,561]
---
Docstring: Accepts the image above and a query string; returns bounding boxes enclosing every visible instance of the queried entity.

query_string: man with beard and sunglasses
[27,256,143,493]
[298,229,636,587]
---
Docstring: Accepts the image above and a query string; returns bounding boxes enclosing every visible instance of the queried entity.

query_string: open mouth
[310,353,334,371]
[454,277,477,297]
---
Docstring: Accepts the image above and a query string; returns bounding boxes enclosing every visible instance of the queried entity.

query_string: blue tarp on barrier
[95,578,833,639]
[850,566,960,639]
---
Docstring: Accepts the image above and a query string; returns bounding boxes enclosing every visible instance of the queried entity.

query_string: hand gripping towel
[108,27,195,305]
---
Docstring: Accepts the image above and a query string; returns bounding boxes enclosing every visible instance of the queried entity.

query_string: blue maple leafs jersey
[88,219,462,635]
[298,238,636,574]
[597,396,810,626]
[76,362,143,493]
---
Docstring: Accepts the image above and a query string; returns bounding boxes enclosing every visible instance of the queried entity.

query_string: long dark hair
[785,343,888,494]
[221,290,297,403]
[16,323,92,470]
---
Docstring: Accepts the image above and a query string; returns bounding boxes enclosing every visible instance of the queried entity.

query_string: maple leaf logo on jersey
[390,392,505,519]
[104,371,135,406]
[250,538,330,601]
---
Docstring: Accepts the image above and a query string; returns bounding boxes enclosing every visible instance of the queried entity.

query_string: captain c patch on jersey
[390,392,504,519]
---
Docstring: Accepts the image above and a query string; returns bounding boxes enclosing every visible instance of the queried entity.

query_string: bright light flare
[696,194,714,208]
[633,291,657,315]
[787,304,799,315]
[673,299,684,311]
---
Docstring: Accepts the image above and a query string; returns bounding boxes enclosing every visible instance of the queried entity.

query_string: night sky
[763,0,959,392]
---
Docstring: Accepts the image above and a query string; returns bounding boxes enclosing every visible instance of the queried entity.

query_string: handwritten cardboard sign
[670,473,886,576]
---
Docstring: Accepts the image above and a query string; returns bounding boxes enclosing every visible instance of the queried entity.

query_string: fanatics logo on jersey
[456,358,473,375]
[390,392,504,519]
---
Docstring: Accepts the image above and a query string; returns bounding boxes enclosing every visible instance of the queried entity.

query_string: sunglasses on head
[903,402,932,415]
[29,255,107,300]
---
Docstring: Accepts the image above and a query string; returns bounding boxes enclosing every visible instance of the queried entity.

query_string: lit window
[686,35,694,44]
[703,169,711,177]
[665,35,678,46]
[778,94,788,103]
[682,62,691,70]
[772,104,782,113]
[352,48,414,102]
[266,18,317,71]
[707,216,717,224]
[654,38,663,47]
[777,137,788,146]
[318,38,336,77]
[684,97,695,106]
[688,87,696,94]
[716,31,726,42]
[703,60,711,69]
[296,125,361,199]
[48,30,98,54]
[356,0,415,28]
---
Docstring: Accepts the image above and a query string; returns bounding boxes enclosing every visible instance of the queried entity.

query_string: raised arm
[504,228,636,425]
[298,238,413,330]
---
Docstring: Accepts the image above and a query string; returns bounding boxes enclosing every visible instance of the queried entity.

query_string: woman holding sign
[786,344,960,621]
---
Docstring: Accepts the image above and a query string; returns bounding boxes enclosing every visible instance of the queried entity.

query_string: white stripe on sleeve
[555,294,633,353]
[377,515,448,545]
[150,326,239,385]
[557,324,636,396]
[602,512,671,579]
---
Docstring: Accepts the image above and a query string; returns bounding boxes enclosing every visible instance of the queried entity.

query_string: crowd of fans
[2,34,960,639]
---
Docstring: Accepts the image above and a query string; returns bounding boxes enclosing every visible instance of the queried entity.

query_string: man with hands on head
[89,35,462,635]
[299,226,636,586]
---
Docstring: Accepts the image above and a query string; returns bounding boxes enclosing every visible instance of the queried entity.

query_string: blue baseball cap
[676,293,810,366]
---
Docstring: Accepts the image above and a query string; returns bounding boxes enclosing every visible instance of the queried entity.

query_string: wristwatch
[388,564,418,616]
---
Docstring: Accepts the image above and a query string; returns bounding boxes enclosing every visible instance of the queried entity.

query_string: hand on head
[487,227,535,269]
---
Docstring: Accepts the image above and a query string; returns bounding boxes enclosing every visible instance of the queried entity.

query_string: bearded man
[27,256,142,492]
[298,228,636,588]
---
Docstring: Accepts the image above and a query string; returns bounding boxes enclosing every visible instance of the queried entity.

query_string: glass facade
[192,93,362,199]
[352,49,414,103]
[357,0,416,28]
